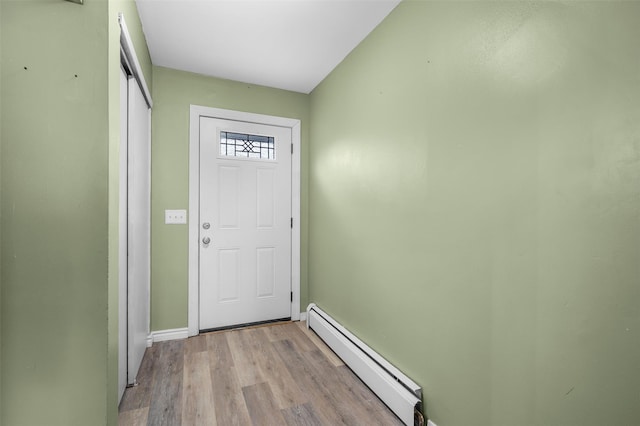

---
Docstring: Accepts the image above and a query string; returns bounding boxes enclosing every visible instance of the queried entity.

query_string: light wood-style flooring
[119,321,403,426]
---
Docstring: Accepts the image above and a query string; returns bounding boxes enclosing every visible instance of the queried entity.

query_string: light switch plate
[165,209,187,224]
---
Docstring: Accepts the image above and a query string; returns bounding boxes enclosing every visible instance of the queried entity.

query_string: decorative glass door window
[220,131,275,160]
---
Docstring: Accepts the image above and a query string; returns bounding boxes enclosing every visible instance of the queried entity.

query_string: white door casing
[199,118,291,330]
[189,106,301,336]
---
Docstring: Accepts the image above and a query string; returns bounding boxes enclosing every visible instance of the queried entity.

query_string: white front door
[199,117,292,330]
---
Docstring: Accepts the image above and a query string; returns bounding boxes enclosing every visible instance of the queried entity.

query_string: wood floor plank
[118,407,148,426]
[226,329,266,387]
[181,351,216,426]
[183,334,207,356]
[281,403,323,426]
[242,382,287,426]
[283,323,317,352]
[336,364,405,425]
[244,328,307,409]
[206,331,252,425]
[296,322,402,424]
[301,348,386,425]
[119,345,158,412]
[308,348,383,411]
[305,349,404,425]
[147,340,184,426]
[264,323,315,352]
[351,370,404,423]
[262,322,291,342]
[273,339,355,425]
[295,321,344,366]
[209,363,252,425]
[206,331,234,369]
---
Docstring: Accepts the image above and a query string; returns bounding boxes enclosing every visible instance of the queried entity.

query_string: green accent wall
[308,2,640,425]
[1,0,151,424]
[150,66,309,331]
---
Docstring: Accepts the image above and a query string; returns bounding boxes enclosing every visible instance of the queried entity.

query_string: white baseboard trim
[299,311,307,322]
[149,327,189,344]
[427,420,438,426]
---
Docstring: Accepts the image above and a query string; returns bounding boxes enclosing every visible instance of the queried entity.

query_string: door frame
[188,105,301,337]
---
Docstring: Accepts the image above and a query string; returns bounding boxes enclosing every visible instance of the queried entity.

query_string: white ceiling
[136,0,401,94]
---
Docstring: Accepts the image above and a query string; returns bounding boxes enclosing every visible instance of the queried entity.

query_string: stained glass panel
[220,131,275,160]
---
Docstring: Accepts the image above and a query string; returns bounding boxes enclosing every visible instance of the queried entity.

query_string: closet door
[127,78,151,385]
[118,67,128,401]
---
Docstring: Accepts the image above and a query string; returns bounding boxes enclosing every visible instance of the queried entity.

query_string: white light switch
[165,209,187,224]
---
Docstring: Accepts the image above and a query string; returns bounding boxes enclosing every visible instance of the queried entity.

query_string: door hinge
[291,291,293,302]
[291,143,293,155]
[291,217,293,228]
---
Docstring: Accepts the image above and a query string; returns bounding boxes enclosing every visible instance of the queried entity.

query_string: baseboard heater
[306,304,424,426]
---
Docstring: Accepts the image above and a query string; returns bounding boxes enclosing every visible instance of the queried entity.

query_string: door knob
[202,222,210,229]
[202,237,211,244]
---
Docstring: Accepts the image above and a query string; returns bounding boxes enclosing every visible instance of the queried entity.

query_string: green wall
[1,0,110,424]
[150,66,309,331]
[308,2,640,425]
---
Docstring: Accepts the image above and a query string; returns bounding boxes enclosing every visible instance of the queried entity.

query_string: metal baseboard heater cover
[306,304,423,426]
